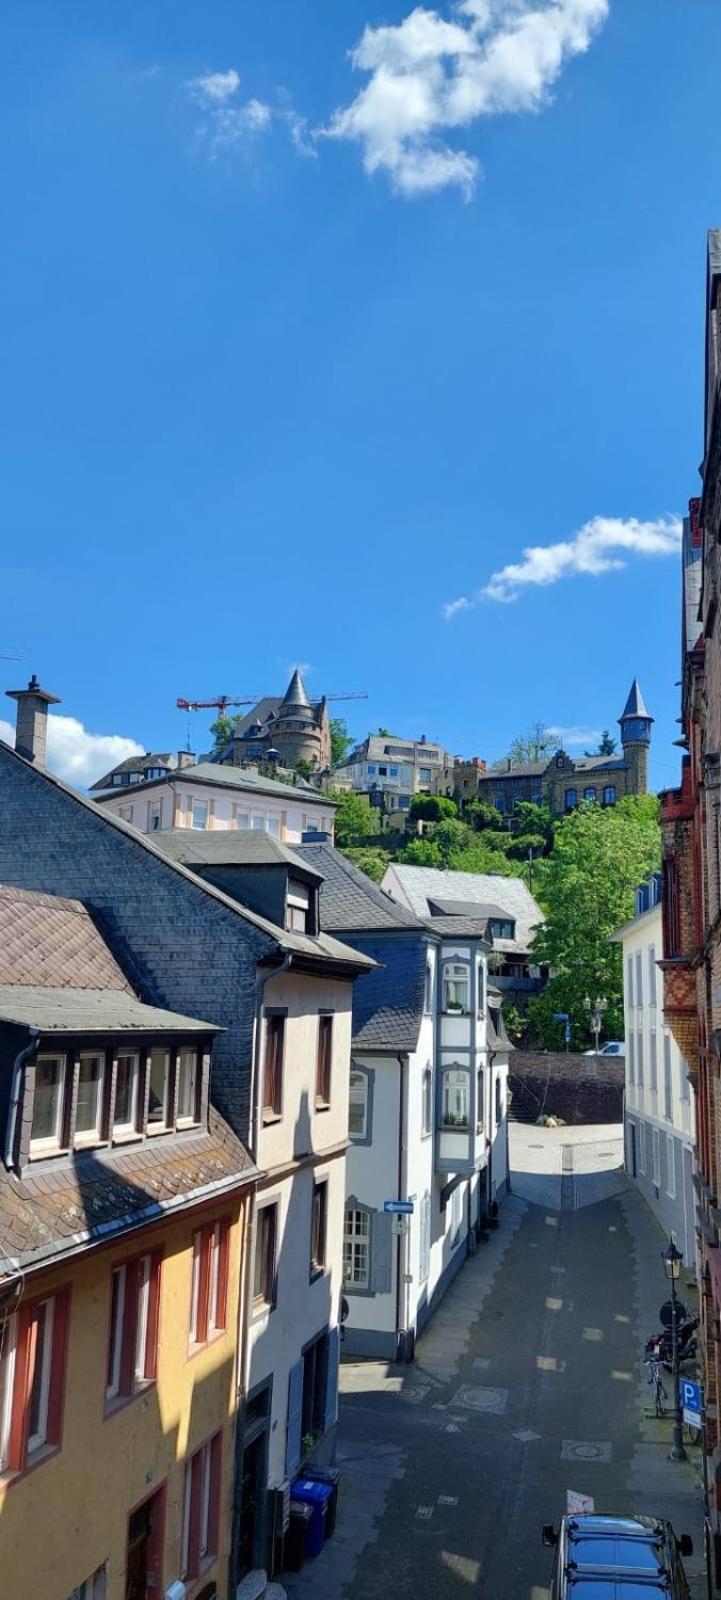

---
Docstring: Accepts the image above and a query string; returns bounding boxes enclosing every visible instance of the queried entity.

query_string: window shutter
[370,1210,393,1294]
[324,1326,340,1430]
[286,1357,304,1476]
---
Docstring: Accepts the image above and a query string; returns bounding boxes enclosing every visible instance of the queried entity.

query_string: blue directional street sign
[680,1378,702,1428]
[552,1013,569,1021]
[383,1200,414,1215]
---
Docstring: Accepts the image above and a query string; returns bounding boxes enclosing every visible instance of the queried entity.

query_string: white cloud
[547,724,602,748]
[443,515,683,615]
[0,715,144,789]
[323,0,609,198]
[187,69,241,106]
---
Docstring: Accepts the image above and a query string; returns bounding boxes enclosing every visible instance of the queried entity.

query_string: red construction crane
[176,691,368,714]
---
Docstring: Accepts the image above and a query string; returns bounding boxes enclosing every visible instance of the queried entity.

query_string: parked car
[583,1040,626,1057]
[542,1513,693,1598]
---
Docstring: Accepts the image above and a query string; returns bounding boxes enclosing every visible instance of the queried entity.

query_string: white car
[583,1040,625,1057]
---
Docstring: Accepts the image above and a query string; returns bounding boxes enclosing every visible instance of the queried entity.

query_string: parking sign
[680,1379,702,1429]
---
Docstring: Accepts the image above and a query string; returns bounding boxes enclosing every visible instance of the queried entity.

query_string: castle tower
[272,668,326,770]
[619,679,653,795]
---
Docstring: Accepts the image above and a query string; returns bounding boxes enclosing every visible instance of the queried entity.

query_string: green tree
[343,847,391,883]
[494,722,560,768]
[526,795,660,1048]
[377,726,392,737]
[209,714,235,752]
[329,717,354,766]
[465,799,503,831]
[327,788,379,846]
[396,837,443,867]
[409,794,458,822]
[585,729,618,756]
[293,757,317,779]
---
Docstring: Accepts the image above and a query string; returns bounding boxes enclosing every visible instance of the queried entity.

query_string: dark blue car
[542,1513,693,1598]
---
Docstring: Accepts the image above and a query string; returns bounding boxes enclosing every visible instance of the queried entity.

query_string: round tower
[618,679,653,795]
[272,668,323,769]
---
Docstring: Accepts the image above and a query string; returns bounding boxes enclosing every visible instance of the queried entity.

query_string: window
[118,805,133,823]
[628,1031,635,1085]
[635,950,643,1011]
[638,1121,646,1173]
[424,962,433,1012]
[316,1015,333,1107]
[442,1068,469,1128]
[267,814,280,839]
[106,1253,161,1406]
[76,1052,105,1143]
[443,964,469,1014]
[422,1066,433,1136]
[564,788,577,811]
[190,1222,229,1346]
[0,1290,69,1473]
[253,1204,277,1307]
[583,787,597,802]
[477,1068,484,1130]
[389,766,398,778]
[637,1030,644,1086]
[310,1182,328,1277]
[343,1208,370,1289]
[252,813,266,831]
[450,1183,463,1248]
[286,880,310,933]
[495,1074,502,1125]
[652,1128,660,1187]
[31,1054,67,1152]
[419,766,432,782]
[602,785,616,805]
[366,764,377,776]
[648,944,657,1006]
[148,801,162,832]
[147,1049,170,1128]
[114,1052,139,1134]
[666,1135,676,1199]
[419,1194,431,1284]
[66,1563,108,1600]
[177,1049,199,1123]
[649,1031,658,1093]
[490,919,514,940]
[663,857,681,956]
[349,1070,368,1139]
[263,1016,284,1118]
[626,953,634,1012]
[663,1032,673,1120]
[181,1432,222,1581]
[378,765,387,777]
[301,1332,329,1444]
[235,810,250,831]
[191,800,208,830]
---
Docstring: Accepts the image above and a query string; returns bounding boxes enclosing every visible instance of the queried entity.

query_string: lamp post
[663,1237,688,1462]
[583,992,608,1054]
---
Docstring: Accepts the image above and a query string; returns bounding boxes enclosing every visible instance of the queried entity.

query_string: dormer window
[31,1054,67,1152]
[147,1049,171,1129]
[489,918,515,941]
[27,1041,204,1161]
[114,1052,140,1134]
[287,880,310,933]
[76,1051,104,1143]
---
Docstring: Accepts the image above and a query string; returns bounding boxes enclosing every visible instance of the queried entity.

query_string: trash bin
[285,1500,314,1570]
[291,1478,334,1557]
[303,1465,342,1537]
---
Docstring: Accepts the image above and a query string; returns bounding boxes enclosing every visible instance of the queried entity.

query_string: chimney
[176,750,195,770]
[6,674,61,767]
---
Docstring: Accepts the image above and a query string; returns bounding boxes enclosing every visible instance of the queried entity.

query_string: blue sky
[0,0,718,788]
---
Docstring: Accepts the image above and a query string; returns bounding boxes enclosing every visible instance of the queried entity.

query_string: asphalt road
[284,1135,703,1600]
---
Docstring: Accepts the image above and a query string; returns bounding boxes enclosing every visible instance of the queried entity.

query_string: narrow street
[285,1129,705,1600]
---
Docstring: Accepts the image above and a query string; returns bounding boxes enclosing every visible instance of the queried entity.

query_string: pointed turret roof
[619,679,653,722]
[280,667,311,712]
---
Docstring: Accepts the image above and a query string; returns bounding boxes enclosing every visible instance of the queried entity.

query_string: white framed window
[106,1265,126,1400]
[177,1049,199,1123]
[348,1070,368,1139]
[190,1222,229,1345]
[648,944,657,1006]
[31,1054,67,1153]
[134,1256,151,1383]
[148,800,162,833]
[424,962,433,1012]
[75,1052,104,1143]
[27,1297,55,1454]
[286,881,310,933]
[666,1135,676,1199]
[67,1563,108,1600]
[191,799,208,830]
[251,812,265,830]
[235,810,250,831]
[652,1128,661,1187]
[442,964,469,1014]
[147,1049,170,1128]
[343,1208,370,1289]
[442,1067,469,1128]
[114,1052,139,1134]
[267,814,280,838]
[0,1313,17,1470]
[181,1433,221,1580]
[422,1066,433,1136]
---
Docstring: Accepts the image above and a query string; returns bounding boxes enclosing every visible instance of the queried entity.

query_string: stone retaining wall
[509,1050,624,1126]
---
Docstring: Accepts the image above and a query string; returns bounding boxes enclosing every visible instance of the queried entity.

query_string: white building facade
[93,760,335,844]
[333,733,451,814]
[617,874,696,1262]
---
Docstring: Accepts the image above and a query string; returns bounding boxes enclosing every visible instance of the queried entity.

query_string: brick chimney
[6,674,61,767]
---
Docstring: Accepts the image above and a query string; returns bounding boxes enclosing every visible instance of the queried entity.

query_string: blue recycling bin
[291,1477,334,1557]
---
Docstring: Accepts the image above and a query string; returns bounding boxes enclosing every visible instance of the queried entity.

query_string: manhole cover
[450,1385,508,1415]
[561,1440,612,1462]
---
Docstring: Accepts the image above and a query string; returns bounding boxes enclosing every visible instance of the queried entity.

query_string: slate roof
[620,679,652,721]
[0,986,220,1033]
[293,844,425,932]
[90,752,174,791]
[151,828,322,880]
[421,915,491,941]
[382,864,543,951]
[428,897,510,921]
[94,760,334,806]
[0,884,132,991]
[0,1106,255,1275]
[347,933,428,1052]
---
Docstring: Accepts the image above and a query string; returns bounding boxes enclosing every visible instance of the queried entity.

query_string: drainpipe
[396,1052,411,1362]
[5,1030,39,1170]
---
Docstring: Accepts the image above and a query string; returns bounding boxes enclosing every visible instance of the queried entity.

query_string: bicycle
[645,1357,668,1418]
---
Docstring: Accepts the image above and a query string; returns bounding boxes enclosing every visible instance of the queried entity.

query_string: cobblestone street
[284,1131,705,1600]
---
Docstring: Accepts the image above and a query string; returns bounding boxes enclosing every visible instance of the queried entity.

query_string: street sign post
[680,1378,702,1429]
[392,1216,409,1236]
[383,1200,414,1215]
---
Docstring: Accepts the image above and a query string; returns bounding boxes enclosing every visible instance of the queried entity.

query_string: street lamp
[583,993,608,1054]
[662,1237,688,1463]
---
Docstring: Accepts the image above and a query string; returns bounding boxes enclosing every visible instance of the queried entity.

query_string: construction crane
[177,691,368,714]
